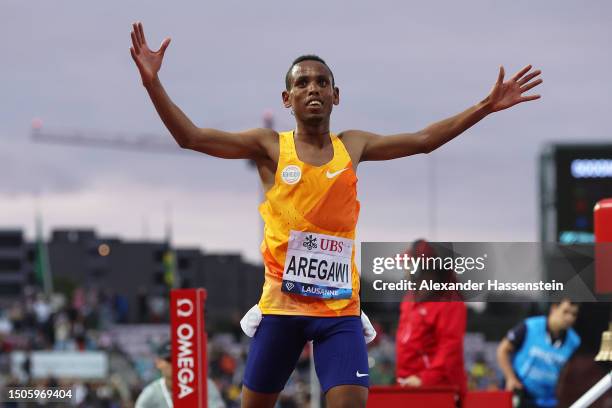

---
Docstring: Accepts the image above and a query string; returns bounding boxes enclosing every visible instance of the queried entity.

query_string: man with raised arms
[129,21,542,408]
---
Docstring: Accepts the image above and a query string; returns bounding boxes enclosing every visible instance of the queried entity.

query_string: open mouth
[306,99,323,108]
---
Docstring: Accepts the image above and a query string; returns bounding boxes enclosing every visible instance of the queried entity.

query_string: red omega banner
[170,288,208,407]
[594,199,612,294]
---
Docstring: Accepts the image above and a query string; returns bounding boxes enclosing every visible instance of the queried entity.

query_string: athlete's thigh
[312,316,369,394]
[243,315,307,394]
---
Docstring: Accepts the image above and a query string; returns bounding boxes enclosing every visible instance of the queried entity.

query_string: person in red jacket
[395,240,468,403]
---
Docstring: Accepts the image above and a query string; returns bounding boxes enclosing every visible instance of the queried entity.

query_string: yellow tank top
[258,130,361,316]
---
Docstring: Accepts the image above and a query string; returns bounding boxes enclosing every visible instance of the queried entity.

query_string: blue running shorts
[243,315,369,394]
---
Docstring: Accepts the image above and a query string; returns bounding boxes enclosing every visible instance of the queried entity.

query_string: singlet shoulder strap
[278,131,298,163]
[330,132,353,165]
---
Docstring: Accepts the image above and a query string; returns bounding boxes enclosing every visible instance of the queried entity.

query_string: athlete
[129,21,543,408]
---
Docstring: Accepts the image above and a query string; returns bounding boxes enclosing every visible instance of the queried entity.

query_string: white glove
[240,304,377,344]
[361,311,377,344]
[240,304,263,337]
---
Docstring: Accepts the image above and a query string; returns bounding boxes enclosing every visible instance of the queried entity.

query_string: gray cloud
[1,0,611,260]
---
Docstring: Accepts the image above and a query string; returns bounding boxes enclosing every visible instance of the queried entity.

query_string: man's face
[282,60,339,123]
[155,357,172,381]
[550,301,579,330]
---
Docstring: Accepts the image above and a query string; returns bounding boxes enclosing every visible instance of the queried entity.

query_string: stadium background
[1,0,611,406]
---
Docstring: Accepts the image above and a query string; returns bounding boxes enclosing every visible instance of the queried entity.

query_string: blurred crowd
[0,286,503,407]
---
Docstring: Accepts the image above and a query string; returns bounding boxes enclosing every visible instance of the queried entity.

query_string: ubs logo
[303,235,318,250]
[320,238,344,253]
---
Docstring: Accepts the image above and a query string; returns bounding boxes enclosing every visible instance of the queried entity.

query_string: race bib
[281,230,353,299]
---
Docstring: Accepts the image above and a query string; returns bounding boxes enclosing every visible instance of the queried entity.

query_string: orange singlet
[258,130,361,317]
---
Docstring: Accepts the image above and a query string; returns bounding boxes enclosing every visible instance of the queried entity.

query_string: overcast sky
[2,1,611,263]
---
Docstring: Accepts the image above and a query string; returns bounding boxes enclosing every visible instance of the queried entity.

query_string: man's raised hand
[130,22,171,87]
[485,65,542,113]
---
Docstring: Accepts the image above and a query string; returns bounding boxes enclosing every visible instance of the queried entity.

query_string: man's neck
[164,377,172,392]
[547,318,563,338]
[295,120,331,146]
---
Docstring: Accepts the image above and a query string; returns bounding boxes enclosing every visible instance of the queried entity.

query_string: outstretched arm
[129,22,273,160]
[347,65,542,162]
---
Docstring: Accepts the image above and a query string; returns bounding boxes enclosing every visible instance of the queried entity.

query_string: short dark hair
[285,55,335,90]
[156,340,171,360]
[549,298,580,313]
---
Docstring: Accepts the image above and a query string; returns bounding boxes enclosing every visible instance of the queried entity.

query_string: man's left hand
[485,65,542,112]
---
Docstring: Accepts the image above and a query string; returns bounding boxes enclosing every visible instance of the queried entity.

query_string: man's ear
[282,90,291,108]
[333,86,340,106]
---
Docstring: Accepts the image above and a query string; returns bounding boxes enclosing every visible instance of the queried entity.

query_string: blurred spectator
[468,352,498,390]
[114,294,129,323]
[72,287,86,311]
[135,340,225,408]
[395,240,468,403]
[2,282,513,408]
[53,311,71,350]
[33,293,52,326]
[496,298,580,408]
[148,295,166,323]
[0,311,13,335]
[138,287,149,322]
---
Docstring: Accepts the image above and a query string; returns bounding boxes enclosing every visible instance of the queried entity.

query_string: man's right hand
[505,375,523,391]
[130,22,171,87]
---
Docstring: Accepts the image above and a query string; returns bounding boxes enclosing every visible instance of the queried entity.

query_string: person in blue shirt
[496,299,580,408]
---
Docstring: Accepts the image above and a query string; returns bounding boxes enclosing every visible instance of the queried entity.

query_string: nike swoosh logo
[356,371,369,378]
[326,168,349,179]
